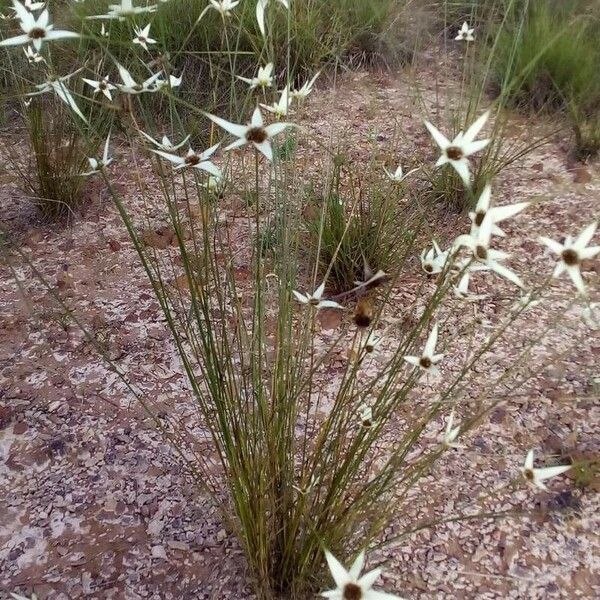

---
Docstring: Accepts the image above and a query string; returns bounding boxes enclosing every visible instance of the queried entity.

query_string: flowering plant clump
[1,3,595,599]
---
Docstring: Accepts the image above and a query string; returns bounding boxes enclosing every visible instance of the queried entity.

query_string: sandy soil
[1,67,599,599]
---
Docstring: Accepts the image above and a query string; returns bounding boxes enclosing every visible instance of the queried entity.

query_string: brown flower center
[420,356,432,369]
[343,582,363,600]
[29,28,46,40]
[561,248,579,266]
[524,469,534,481]
[475,211,485,226]
[246,127,268,144]
[475,245,488,260]
[424,263,433,273]
[308,297,320,306]
[354,314,372,328]
[446,146,463,161]
[99,81,107,90]
[184,154,201,166]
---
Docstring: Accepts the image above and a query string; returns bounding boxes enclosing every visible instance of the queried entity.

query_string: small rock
[167,540,189,551]
[13,422,28,435]
[216,529,227,542]
[151,544,167,559]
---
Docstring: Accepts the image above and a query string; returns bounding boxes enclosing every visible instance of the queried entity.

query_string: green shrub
[19,100,90,221]
[304,160,415,293]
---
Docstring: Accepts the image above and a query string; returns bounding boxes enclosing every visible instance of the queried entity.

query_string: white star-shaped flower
[132,23,156,51]
[403,323,444,376]
[115,63,161,94]
[358,405,375,428]
[420,240,449,275]
[237,62,274,89]
[455,22,475,41]
[521,449,571,491]
[256,0,289,37]
[154,73,182,91]
[87,0,157,20]
[469,184,529,237]
[139,131,191,151]
[292,281,342,310]
[539,221,599,296]
[322,550,406,600]
[290,70,320,101]
[260,85,290,118]
[81,132,113,176]
[383,163,418,183]
[454,214,524,288]
[441,411,465,449]
[23,44,44,63]
[205,106,291,161]
[27,70,87,122]
[209,0,240,17]
[152,143,222,177]
[82,75,116,100]
[0,1,79,51]
[424,111,490,187]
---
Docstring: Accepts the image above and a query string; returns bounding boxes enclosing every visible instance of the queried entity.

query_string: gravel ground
[1,67,599,599]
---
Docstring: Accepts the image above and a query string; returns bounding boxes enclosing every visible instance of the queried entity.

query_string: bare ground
[1,68,599,599]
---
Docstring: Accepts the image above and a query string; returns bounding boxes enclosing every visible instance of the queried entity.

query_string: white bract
[469,185,529,237]
[581,302,599,329]
[205,106,291,161]
[155,73,182,91]
[22,0,46,11]
[455,22,475,41]
[453,271,487,301]
[292,282,342,310]
[23,45,44,63]
[403,323,444,377]
[424,111,490,187]
[511,292,541,312]
[209,0,240,17]
[140,131,191,151]
[363,331,382,354]
[420,240,449,275]
[322,550,406,600]
[441,411,464,449]
[153,143,222,177]
[290,71,320,101]
[81,133,113,176]
[115,63,161,94]
[256,0,289,37]
[237,63,274,89]
[132,23,156,51]
[260,86,290,118]
[383,164,418,183]
[521,449,571,491]
[454,214,524,288]
[0,1,79,51]
[88,0,157,20]
[539,221,599,296]
[27,70,88,122]
[359,405,374,427]
[82,76,116,101]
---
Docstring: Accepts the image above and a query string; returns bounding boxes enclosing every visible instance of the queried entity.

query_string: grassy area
[490,0,600,156]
